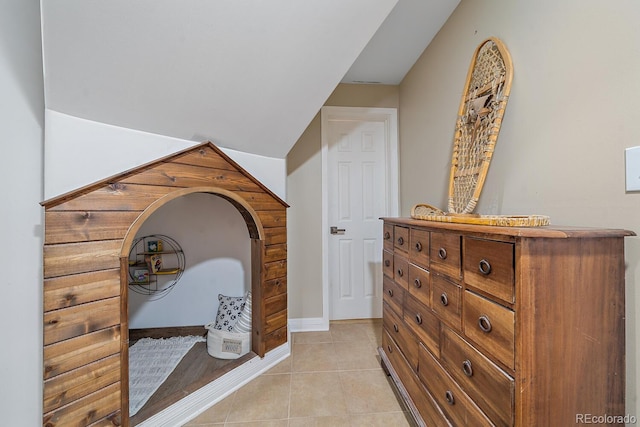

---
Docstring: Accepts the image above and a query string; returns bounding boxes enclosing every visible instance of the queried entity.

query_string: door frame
[321,106,399,326]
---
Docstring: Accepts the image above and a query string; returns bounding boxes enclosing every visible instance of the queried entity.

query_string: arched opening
[120,187,265,423]
[122,187,265,249]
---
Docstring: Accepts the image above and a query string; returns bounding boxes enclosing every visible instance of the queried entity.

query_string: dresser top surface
[381,217,635,239]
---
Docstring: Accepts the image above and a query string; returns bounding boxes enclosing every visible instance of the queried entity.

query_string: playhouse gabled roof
[41,141,289,209]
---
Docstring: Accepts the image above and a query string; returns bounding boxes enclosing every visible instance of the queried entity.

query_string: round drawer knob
[414,278,422,289]
[415,314,423,325]
[384,260,390,267]
[445,390,455,405]
[438,247,447,260]
[384,231,391,240]
[462,359,473,377]
[478,315,492,333]
[393,324,399,333]
[440,293,449,306]
[387,289,393,297]
[479,259,492,275]
[387,344,393,353]
[397,236,404,245]
[415,241,423,252]
[397,268,404,277]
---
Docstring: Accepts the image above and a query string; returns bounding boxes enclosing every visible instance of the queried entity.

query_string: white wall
[44,110,286,201]
[399,0,640,419]
[0,0,44,424]
[128,193,251,329]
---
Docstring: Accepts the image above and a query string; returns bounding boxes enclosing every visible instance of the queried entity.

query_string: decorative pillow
[213,294,245,332]
[232,292,252,333]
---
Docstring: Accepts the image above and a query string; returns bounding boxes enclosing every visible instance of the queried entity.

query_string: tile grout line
[287,355,293,423]
[223,389,237,425]
[288,331,296,424]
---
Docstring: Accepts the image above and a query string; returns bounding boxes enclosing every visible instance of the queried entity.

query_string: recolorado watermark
[576,413,637,424]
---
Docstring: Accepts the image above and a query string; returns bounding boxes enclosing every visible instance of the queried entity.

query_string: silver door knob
[330,226,346,235]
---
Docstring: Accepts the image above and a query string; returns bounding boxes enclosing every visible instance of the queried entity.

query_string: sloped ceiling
[41,0,459,158]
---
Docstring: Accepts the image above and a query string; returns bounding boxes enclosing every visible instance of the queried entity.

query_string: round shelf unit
[128,234,185,300]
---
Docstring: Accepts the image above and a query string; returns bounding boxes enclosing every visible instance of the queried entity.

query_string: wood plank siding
[41,142,288,426]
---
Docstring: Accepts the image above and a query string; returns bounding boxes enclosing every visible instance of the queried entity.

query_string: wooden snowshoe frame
[448,37,513,215]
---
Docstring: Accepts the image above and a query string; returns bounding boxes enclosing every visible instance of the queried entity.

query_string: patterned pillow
[232,292,252,333]
[213,294,246,332]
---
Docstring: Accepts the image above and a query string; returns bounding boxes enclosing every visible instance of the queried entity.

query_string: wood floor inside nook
[129,328,256,426]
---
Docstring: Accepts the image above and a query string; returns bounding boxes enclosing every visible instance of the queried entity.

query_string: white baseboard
[137,341,291,427]
[288,317,329,332]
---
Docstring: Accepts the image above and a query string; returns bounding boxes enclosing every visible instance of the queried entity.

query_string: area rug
[129,335,206,416]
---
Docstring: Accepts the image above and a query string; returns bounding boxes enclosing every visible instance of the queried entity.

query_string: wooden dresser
[379,217,633,426]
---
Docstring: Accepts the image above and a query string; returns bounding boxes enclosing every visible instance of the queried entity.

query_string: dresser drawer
[383,331,451,427]
[383,276,404,317]
[383,223,394,251]
[394,226,409,253]
[431,275,462,331]
[383,303,419,370]
[382,328,406,375]
[383,250,394,279]
[394,254,409,289]
[409,228,430,269]
[418,344,493,427]
[408,263,430,308]
[441,327,514,426]
[404,294,440,357]
[463,290,515,370]
[463,237,515,303]
[430,232,461,279]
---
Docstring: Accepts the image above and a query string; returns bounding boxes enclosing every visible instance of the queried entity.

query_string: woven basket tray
[411,37,549,227]
[411,204,550,227]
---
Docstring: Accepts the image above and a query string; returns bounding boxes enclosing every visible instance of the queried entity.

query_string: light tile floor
[183,320,414,426]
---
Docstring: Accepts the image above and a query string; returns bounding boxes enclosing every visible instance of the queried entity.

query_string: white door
[323,108,397,320]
